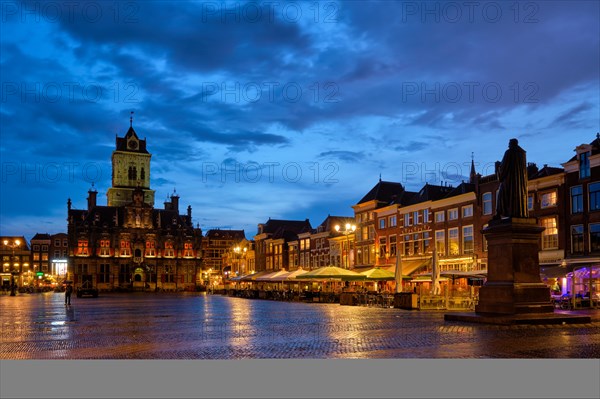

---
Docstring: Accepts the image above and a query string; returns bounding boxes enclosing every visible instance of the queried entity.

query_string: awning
[240,270,272,281]
[351,260,429,276]
[256,269,289,281]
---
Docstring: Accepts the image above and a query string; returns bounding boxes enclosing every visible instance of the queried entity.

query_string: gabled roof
[115,126,149,154]
[69,204,195,231]
[206,229,245,240]
[567,133,600,162]
[443,182,476,199]
[357,180,415,206]
[260,219,312,235]
[0,236,29,250]
[415,183,454,202]
[530,165,564,179]
[31,233,51,240]
[316,215,354,233]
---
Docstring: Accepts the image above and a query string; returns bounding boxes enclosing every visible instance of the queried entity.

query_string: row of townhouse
[246,135,599,294]
[1,232,68,290]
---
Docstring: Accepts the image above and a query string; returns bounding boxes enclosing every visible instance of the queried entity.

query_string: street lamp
[233,246,247,276]
[3,239,21,296]
[335,223,356,269]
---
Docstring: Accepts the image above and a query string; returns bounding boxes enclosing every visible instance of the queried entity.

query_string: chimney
[87,187,97,210]
[187,205,192,219]
[171,194,179,212]
[527,162,538,178]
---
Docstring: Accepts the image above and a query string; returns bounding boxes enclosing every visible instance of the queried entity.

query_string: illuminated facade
[67,122,202,292]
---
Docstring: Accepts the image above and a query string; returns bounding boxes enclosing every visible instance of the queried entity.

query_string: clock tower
[106,116,156,207]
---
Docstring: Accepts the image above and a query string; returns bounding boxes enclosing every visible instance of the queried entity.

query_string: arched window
[140,167,145,180]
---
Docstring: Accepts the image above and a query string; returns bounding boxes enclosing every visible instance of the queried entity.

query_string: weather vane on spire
[130,111,134,127]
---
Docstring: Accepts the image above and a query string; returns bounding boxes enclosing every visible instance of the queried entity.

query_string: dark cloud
[551,102,594,127]
[1,0,597,239]
[394,141,428,152]
[318,150,364,163]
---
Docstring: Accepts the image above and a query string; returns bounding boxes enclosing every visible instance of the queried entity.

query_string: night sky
[1,0,598,241]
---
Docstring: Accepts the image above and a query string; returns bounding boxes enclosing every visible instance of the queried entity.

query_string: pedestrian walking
[65,283,73,305]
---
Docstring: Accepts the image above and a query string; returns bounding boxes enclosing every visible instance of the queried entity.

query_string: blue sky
[1,0,599,241]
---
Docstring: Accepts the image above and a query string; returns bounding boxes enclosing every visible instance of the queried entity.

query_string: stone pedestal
[475,218,554,315]
[445,218,591,324]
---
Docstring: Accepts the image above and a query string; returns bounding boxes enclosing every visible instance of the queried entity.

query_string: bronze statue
[495,138,528,219]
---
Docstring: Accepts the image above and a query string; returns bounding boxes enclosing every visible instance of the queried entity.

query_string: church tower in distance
[106,115,155,207]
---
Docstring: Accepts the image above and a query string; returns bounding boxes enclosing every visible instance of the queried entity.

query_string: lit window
[99,239,111,257]
[379,237,387,258]
[448,228,459,255]
[462,225,474,254]
[435,230,445,256]
[164,241,175,258]
[389,235,397,256]
[540,191,557,208]
[76,240,89,256]
[145,240,156,257]
[540,217,558,249]
[120,240,131,257]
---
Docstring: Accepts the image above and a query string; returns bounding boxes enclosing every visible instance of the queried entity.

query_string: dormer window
[579,151,590,179]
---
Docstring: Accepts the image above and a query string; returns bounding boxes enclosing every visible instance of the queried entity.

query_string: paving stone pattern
[1,293,599,359]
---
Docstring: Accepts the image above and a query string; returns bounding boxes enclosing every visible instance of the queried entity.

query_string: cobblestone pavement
[1,292,599,359]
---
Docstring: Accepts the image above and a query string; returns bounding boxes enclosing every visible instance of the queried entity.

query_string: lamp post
[3,239,21,296]
[233,246,247,276]
[335,223,356,269]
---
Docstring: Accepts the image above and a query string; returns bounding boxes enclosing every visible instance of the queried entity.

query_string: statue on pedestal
[495,138,528,219]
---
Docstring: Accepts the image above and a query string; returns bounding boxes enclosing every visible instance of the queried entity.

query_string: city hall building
[67,121,203,292]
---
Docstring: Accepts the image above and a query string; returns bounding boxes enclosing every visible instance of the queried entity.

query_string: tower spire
[469,152,477,184]
[130,111,134,128]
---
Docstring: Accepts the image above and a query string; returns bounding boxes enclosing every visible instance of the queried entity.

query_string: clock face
[128,140,138,150]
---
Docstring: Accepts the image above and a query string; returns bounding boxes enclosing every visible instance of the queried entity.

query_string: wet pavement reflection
[1,292,599,359]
